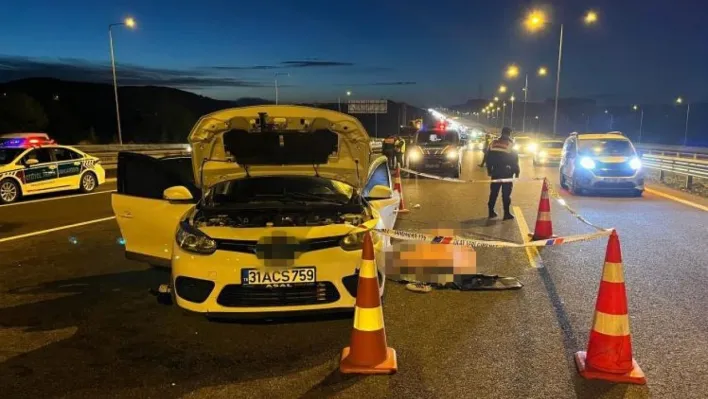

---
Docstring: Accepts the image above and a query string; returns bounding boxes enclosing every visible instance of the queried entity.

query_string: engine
[193,204,370,228]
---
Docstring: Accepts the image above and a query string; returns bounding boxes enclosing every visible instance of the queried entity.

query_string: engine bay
[193,204,370,228]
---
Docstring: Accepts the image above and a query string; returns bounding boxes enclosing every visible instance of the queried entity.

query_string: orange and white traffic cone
[575,230,646,385]
[531,178,554,241]
[393,167,410,213]
[340,231,397,375]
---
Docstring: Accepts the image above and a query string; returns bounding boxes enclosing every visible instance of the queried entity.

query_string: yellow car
[533,140,564,166]
[112,105,400,318]
[0,134,106,204]
[512,136,538,155]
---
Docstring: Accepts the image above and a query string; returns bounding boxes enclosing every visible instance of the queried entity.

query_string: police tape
[400,167,544,184]
[374,228,613,248]
[399,167,609,231]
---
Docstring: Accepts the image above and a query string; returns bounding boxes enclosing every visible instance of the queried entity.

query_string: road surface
[0,151,707,398]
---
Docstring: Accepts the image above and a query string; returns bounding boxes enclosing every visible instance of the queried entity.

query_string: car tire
[0,178,21,204]
[452,163,461,178]
[79,172,98,193]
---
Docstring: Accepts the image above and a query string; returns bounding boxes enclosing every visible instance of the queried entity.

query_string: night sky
[0,0,706,106]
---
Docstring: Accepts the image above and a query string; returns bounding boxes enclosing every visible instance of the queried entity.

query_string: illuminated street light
[108,16,137,145]
[675,97,690,146]
[523,8,598,137]
[274,72,289,105]
[632,105,644,144]
[346,91,352,96]
[538,67,548,76]
[505,64,520,79]
[489,102,494,107]
[494,96,499,102]
[499,85,507,93]
[604,109,614,130]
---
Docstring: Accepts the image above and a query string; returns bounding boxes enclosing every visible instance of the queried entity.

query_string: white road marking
[0,216,116,244]
[0,189,115,208]
[646,188,708,212]
[513,206,543,269]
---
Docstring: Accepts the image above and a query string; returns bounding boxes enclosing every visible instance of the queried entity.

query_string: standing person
[393,135,406,168]
[382,135,396,168]
[478,134,492,167]
[486,127,520,220]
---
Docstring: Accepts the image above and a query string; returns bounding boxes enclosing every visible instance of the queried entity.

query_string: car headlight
[176,220,217,254]
[446,149,459,159]
[408,148,422,162]
[513,144,520,151]
[340,231,366,251]
[538,151,548,158]
[579,157,596,170]
[527,143,538,153]
[629,157,642,170]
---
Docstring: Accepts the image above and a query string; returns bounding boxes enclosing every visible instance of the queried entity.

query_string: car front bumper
[408,154,458,169]
[575,170,644,191]
[170,242,385,316]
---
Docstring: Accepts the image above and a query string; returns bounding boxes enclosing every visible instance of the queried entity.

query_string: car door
[112,152,201,267]
[50,147,84,189]
[363,157,399,230]
[21,148,59,193]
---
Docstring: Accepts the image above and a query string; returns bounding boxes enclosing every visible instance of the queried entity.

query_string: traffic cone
[340,231,397,375]
[393,167,410,213]
[531,179,554,241]
[575,230,646,385]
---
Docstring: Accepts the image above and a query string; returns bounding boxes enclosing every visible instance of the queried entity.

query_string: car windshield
[579,139,635,156]
[416,131,458,144]
[0,148,24,165]
[208,176,356,206]
[541,142,564,149]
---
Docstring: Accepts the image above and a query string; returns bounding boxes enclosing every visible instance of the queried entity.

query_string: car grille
[593,162,636,177]
[594,181,636,189]
[215,236,344,255]
[421,147,446,155]
[216,282,340,307]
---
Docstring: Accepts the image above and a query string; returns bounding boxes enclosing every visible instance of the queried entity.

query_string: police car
[0,133,106,204]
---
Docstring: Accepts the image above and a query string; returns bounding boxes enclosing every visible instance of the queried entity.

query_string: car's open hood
[188,105,372,189]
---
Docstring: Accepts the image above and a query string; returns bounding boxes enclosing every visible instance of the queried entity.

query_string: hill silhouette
[0,78,271,144]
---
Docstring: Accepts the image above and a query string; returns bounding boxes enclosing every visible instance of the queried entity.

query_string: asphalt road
[1,151,707,399]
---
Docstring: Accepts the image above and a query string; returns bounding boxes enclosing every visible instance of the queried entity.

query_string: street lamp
[108,16,136,145]
[535,115,540,132]
[499,85,507,93]
[632,105,644,144]
[274,72,289,105]
[494,96,499,102]
[676,97,690,146]
[510,95,516,128]
[338,90,352,112]
[505,64,520,79]
[538,66,548,76]
[507,64,548,134]
[604,109,614,130]
[523,8,598,137]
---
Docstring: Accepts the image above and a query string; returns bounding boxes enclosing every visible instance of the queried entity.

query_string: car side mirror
[163,186,193,201]
[365,185,393,200]
[24,159,39,166]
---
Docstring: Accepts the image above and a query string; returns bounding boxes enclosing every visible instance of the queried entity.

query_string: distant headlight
[629,157,642,170]
[176,221,216,255]
[513,144,520,151]
[538,151,548,158]
[340,231,366,251]
[408,148,422,162]
[580,157,596,170]
[527,143,538,153]
[446,149,459,159]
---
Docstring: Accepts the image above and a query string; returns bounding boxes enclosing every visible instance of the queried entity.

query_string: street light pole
[274,73,289,105]
[108,17,135,145]
[552,23,564,137]
[510,95,515,128]
[522,74,528,133]
[683,103,690,146]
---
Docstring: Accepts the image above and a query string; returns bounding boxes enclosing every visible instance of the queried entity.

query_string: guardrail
[76,144,192,170]
[641,153,708,189]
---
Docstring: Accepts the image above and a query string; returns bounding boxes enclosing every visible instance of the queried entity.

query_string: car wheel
[452,163,461,178]
[79,172,97,193]
[0,179,21,204]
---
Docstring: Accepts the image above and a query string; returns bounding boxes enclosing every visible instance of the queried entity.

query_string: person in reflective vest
[382,135,396,167]
[393,136,406,168]
[485,127,520,220]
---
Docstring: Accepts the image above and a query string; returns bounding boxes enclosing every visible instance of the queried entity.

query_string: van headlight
[408,147,422,162]
[527,143,538,153]
[445,149,459,159]
[629,157,642,170]
[176,221,216,254]
[580,157,596,170]
[340,231,366,251]
[513,144,520,151]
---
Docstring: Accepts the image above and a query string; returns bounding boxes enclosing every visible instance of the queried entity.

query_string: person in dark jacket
[486,127,520,220]
[382,135,396,168]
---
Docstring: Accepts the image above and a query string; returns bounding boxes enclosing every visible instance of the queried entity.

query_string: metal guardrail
[76,144,192,170]
[641,154,708,189]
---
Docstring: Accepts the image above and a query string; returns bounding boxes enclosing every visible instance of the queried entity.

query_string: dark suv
[406,129,463,177]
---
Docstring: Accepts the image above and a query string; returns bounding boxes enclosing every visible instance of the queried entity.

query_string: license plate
[604,178,624,183]
[241,267,316,286]
[425,163,439,168]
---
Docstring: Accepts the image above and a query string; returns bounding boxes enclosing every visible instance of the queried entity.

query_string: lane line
[0,189,115,208]
[513,206,543,269]
[105,178,117,183]
[0,216,116,244]
[645,188,708,212]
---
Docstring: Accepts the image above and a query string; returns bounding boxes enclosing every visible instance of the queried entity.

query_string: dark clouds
[0,55,269,88]
[339,81,417,86]
[205,60,355,71]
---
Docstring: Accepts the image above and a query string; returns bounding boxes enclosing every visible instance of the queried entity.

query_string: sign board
[347,100,388,114]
